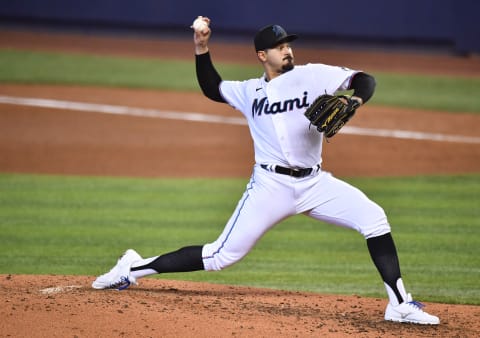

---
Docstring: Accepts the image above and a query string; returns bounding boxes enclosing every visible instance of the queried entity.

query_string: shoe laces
[109,276,131,291]
[407,299,425,310]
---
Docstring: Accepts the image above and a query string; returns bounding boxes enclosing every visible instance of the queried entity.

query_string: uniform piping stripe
[202,176,256,261]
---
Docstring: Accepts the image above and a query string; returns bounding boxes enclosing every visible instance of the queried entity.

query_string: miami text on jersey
[251,91,309,117]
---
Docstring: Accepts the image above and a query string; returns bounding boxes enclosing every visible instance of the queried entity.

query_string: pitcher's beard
[281,58,294,73]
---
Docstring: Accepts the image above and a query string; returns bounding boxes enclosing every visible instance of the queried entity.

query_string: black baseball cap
[254,24,298,52]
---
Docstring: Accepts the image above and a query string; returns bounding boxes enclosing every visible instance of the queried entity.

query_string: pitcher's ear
[257,50,267,62]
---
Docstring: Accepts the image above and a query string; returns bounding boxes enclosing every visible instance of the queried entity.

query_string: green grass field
[0,174,479,305]
[0,48,479,305]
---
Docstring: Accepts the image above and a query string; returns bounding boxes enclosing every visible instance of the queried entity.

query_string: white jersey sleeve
[303,63,359,96]
[219,78,262,116]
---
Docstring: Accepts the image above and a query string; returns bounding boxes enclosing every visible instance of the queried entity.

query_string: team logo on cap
[272,25,284,37]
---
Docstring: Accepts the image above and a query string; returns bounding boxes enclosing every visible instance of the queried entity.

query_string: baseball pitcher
[93,17,439,325]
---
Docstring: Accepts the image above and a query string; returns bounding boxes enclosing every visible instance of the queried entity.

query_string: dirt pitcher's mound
[1,274,478,337]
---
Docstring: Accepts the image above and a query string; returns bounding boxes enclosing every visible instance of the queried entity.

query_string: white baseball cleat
[384,293,440,325]
[92,249,142,290]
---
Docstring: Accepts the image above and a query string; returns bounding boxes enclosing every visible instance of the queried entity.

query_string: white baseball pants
[202,164,391,271]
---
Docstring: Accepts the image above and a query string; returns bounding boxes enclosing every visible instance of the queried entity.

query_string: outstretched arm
[193,17,226,103]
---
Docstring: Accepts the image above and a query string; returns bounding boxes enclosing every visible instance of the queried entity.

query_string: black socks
[131,245,204,273]
[366,233,404,304]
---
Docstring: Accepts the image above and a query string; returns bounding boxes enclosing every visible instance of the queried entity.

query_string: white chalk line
[0,95,247,125]
[1,95,479,144]
[39,285,82,295]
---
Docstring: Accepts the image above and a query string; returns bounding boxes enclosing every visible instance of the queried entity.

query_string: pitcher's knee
[363,220,391,239]
[202,245,246,271]
[361,210,391,239]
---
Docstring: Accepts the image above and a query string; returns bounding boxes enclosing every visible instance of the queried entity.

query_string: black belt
[261,164,318,178]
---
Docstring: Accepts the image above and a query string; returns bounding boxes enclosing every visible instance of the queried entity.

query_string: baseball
[192,16,208,32]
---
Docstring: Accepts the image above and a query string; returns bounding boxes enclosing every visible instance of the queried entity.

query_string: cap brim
[255,33,299,51]
[276,34,298,46]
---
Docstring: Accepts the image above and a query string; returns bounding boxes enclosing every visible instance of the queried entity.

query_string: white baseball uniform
[202,64,391,271]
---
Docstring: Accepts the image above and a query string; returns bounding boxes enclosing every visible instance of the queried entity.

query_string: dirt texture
[0,30,479,337]
[2,275,480,338]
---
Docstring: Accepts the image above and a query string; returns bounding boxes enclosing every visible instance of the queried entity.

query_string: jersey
[219,63,358,168]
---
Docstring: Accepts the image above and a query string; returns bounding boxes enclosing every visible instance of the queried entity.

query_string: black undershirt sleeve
[195,52,226,103]
[348,72,376,103]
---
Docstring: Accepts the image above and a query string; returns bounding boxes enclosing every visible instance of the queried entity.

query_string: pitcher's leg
[304,173,439,324]
[131,169,295,277]
[202,172,295,271]
[130,246,204,279]
[366,233,406,305]
[305,173,390,238]
[305,173,406,305]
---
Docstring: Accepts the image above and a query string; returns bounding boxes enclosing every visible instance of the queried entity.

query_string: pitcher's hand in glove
[304,94,362,138]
